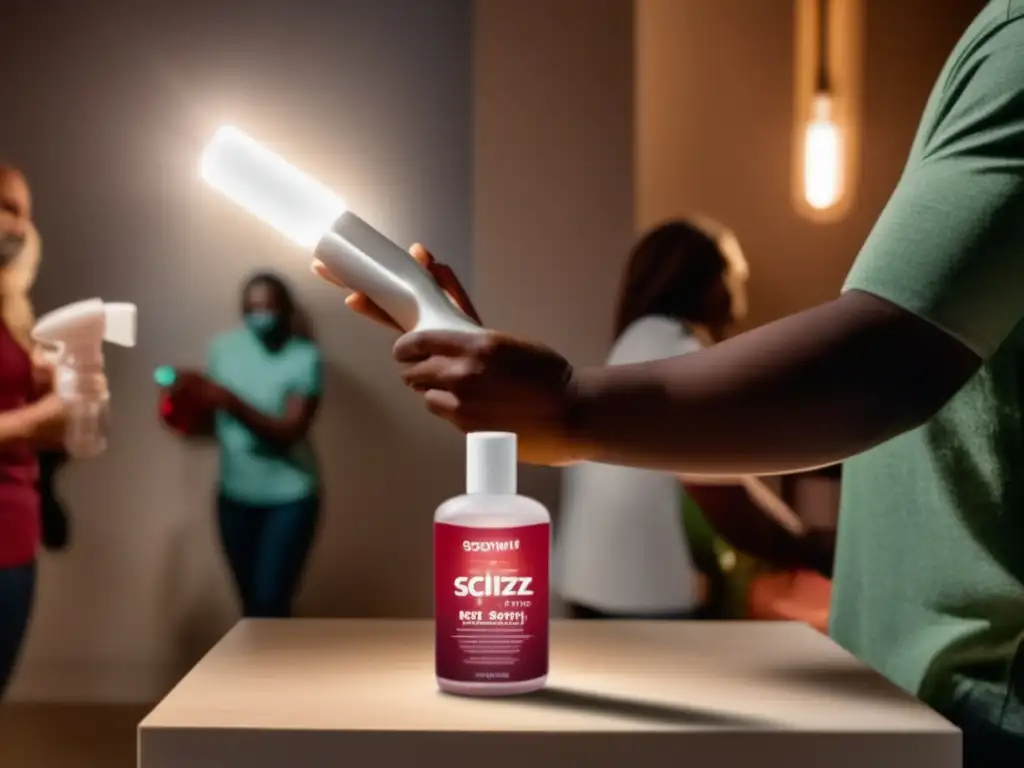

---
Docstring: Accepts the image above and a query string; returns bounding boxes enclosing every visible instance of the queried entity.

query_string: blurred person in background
[167,272,322,618]
[0,165,69,698]
[555,218,750,619]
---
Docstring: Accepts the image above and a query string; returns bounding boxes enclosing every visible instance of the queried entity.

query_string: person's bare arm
[0,394,66,449]
[391,291,978,472]
[0,404,45,445]
[683,483,834,576]
[221,393,320,446]
[567,290,980,476]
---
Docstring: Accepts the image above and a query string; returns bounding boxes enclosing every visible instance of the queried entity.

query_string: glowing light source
[802,92,843,211]
[199,126,347,250]
[198,124,482,334]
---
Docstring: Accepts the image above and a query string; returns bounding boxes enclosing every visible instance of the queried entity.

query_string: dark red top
[0,322,39,566]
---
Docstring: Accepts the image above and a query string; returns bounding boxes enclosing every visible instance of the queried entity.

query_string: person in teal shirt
[321,2,1024,762]
[173,272,322,618]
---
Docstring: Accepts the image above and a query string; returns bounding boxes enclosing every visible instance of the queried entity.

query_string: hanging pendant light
[802,0,843,211]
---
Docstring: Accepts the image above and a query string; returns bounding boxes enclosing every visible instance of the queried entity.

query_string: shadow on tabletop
[443,685,775,729]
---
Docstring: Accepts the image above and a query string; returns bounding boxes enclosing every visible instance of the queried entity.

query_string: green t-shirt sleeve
[292,346,324,398]
[843,43,1024,360]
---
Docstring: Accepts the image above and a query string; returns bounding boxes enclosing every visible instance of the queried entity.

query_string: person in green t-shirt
[317,2,1024,761]
[170,272,322,618]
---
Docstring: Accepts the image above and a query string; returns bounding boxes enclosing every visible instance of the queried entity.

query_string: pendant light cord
[816,0,831,94]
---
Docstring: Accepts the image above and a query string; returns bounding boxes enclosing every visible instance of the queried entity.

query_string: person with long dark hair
[554,218,748,619]
[170,272,322,618]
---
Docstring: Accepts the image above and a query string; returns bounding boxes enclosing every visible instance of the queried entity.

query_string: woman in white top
[555,218,749,619]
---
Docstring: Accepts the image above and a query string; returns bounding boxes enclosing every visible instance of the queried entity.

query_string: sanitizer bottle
[434,432,550,696]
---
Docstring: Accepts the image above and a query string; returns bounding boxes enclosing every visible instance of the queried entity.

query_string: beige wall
[636,0,981,330]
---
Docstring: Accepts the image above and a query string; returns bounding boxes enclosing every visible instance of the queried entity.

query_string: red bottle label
[434,522,550,684]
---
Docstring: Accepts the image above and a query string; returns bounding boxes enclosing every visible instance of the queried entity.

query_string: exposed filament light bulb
[803,92,843,211]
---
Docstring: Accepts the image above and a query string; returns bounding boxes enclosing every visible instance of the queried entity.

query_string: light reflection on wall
[0,0,471,702]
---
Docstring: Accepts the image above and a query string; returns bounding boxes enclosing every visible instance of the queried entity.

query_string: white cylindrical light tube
[200,126,348,250]
[199,126,480,334]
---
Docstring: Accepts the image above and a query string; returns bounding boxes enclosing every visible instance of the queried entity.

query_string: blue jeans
[941,670,1024,767]
[217,495,319,618]
[937,636,1024,768]
[0,561,35,698]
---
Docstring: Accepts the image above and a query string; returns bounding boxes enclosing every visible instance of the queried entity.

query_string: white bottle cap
[466,432,517,495]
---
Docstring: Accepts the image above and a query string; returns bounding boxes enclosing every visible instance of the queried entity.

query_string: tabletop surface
[140,619,956,734]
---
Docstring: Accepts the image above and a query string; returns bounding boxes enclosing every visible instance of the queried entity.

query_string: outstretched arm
[567,289,980,475]
[394,289,982,474]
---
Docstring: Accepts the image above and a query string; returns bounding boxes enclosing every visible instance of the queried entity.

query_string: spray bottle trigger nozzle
[102,303,137,348]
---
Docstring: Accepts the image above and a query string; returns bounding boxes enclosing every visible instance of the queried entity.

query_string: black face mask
[0,232,26,265]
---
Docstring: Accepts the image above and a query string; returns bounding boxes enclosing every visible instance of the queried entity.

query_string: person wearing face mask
[168,272,322,618]
[0,166,69,697]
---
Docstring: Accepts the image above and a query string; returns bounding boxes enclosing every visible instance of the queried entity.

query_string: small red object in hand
[159,393,174,420]
[159,390,214,436]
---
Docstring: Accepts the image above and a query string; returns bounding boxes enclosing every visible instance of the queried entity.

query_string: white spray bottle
[32,298,138,458]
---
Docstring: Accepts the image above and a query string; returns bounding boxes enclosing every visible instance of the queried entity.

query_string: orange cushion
[747,570,831,633]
